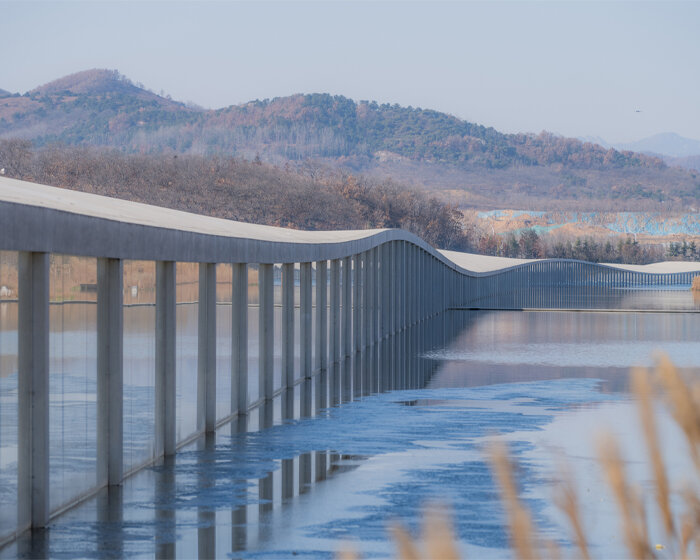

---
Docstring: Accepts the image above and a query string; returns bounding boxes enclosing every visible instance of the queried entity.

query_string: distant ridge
[614,132,700,159]
[0,88,11,97]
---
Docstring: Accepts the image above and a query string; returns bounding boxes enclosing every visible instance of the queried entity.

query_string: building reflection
[6,312,484,557]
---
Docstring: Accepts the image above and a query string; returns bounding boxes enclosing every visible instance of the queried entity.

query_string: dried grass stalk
[691,276,700,292]
[553,461,590,560]
[336,546,361,560]
[596,433,650,558]
[389,523,421,560]
[385,506,460,560]
[653,354,700,470]
[631,367,675,539]
[488,441,538,560]
[422,506,460,560]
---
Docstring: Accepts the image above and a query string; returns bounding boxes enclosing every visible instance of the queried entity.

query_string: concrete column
[400,242,406,389]
[156,261,176,457]
[389,242,397,389]
[341,256,352,403]
[231,263,248,415]
[259,263,274,401]
[198,263,217,433]
[97,257,124,488]
[407,245,414,388]
[372,247,380,393]
[329,259,340,406]
[281,263,295,419]
[315,261,328,411]
[352,253,362,399]
[394,243,401,389]
[378,245,385,392]
[300,263,312,417]
[18,252,50,528]
[361,251,371,396]
[419,251,425,320]
[281,263,295,389]
[379,244,388,391]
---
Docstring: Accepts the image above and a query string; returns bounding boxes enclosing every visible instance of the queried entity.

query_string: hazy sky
[3,1,700,143]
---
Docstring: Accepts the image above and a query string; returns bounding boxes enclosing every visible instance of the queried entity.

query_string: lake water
[1,295,699,558]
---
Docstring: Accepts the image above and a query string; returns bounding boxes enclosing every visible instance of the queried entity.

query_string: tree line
[471,227,695,264]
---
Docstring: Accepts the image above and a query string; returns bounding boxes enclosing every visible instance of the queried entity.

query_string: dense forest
[2,70,699,211]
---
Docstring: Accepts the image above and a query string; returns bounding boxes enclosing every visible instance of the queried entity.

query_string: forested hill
[0,69,662,169]
[1,69,699,210]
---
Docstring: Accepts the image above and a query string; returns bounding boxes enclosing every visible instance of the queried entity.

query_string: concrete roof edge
[1,177,699,275]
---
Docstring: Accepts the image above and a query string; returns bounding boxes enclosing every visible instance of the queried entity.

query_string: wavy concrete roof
[440,249,700,274]
[1,176,698,275]
[0,176,440,265]
[438,250,537,273]
[0,176,385,244]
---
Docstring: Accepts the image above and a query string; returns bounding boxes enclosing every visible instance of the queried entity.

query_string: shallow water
[2,304,699,559]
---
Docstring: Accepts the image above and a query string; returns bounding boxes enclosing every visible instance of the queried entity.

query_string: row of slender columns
[23,244,700,534]
[14,243,467,529]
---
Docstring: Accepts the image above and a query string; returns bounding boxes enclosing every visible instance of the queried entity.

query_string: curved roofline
[1,176,699,276]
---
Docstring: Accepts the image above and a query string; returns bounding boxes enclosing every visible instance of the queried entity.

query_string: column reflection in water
[299,451,312,494]
[176,262,199,443]
[155,455,176,560]
[231,414,248,554]
[216,264,233,423]
[281,457,294,502]
[248,264,260,405]
[0,251,18,538]
[96,486,123,558]
[258,402,274,542]
[197,433,216,560]
[123,260,157,473]
[48,254,98,513]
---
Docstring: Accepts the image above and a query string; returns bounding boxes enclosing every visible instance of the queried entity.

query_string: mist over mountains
[615,133,700,159]
[1,69,699,211]
[580,132,700,171]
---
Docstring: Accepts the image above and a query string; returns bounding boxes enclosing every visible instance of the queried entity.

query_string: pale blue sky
[3,1,699,143]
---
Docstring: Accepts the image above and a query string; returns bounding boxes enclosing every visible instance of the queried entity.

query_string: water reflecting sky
[2,301,699,559]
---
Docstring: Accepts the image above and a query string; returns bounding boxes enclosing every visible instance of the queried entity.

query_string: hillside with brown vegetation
[2,69,699,211]
[0,140,468,251]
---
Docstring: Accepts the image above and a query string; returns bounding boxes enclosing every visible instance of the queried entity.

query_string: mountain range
[1,69,699,211]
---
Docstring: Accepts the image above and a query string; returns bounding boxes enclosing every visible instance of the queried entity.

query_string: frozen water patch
[2,378,621,559]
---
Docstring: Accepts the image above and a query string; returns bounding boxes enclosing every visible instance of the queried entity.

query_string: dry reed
[339,356,699,559]
[691,276,700,292]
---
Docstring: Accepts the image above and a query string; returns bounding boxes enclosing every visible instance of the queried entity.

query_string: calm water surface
[2,295,699,559]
